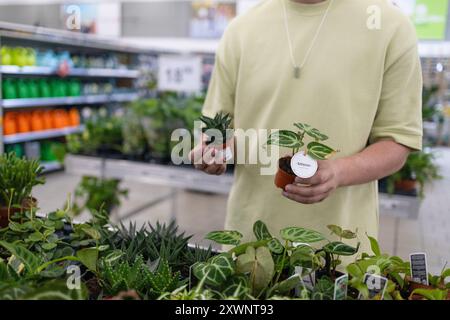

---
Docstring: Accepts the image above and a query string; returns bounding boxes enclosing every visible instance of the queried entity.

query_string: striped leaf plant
[267,122,337,160]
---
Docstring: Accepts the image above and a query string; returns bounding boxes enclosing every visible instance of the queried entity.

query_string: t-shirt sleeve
[202,26,239,121]
[369,18,423,151]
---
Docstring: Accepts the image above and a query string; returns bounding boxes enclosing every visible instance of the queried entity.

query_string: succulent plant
[199,112,233,145]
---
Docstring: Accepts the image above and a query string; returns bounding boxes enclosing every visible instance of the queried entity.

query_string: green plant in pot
[0,153,44,228]
[406,266,450,300]
[386,150,441,197]
[267,123,337,189]
[199,112,234,162]
[69,176,128,218]
[192,220,359,300]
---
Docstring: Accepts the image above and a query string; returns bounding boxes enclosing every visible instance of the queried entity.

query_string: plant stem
[273,240,289,286]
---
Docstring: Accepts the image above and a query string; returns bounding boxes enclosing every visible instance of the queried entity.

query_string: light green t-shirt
[202,0,423,254]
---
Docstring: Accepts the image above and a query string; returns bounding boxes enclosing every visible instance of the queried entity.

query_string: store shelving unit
[3,125,84,144]
[0,22,151,171]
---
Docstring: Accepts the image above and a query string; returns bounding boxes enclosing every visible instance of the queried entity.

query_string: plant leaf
[76,248,98,272]
[192,253,235,287]
[253,220,272,241]
[268,274,301,296]
[327,225,343,237]
[267,130,303,149]
[267,238,284,254]
[307,142,336,160]
[0,241,41,274]
[306,128,329,141]
[22,281,88,300]
[280,227,325,243]
[205,230,242,245]
[236,246,274,295]
[367,234,381,256]
[323,242,360,256]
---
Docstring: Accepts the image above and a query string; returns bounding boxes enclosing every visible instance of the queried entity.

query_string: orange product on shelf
[17,112,31,133]
[68,108,80,127]
[52,109,70,128]
[30,110,45,131]
[3,112,17,135]
[42,110,54,129]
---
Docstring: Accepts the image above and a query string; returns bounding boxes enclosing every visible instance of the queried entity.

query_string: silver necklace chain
[281,0,335,78]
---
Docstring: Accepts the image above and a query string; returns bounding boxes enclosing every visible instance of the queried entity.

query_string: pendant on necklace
[294,66,301,79]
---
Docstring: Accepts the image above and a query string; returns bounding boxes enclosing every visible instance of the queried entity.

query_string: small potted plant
[267,123,337,189]
[199,112,234,162]
[406,267,450,300]
[385,150,441,197]
[0,153,44,227]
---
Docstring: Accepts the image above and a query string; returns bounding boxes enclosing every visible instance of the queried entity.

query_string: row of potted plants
[0,153,448,300]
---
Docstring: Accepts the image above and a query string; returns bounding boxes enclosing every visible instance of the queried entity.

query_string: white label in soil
[290,153,318,179]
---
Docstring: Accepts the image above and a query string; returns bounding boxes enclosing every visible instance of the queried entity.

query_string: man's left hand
[282,160,342,204]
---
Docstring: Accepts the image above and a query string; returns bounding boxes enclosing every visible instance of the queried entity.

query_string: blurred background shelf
[41,160,63,173]
[2,92,140,108]
[3,125,84,144]
[0,65,140,78]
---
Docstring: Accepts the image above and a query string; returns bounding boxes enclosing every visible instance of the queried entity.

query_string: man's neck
[292,0,326,3]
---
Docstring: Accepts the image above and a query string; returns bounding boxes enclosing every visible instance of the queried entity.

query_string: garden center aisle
[34,148,450,273]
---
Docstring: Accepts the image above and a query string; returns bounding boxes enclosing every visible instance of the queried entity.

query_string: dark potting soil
[279,157,295,175]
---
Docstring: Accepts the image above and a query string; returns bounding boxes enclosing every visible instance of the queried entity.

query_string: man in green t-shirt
[190,0,422,253]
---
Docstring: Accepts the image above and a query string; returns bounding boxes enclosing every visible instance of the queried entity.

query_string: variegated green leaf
[192,253,235,287]
[307,142,336,160]
[341,229,357,239]
[294,123,311,131]
[205,230,242,245]
[327,225,357,239]
[306,128,329,141]
[253,220,272,240]
[327,225,343,237]
[267,130,303,149]
[280,227,325,243]
[22,281,88,300]
[267,238,284,254]
[323,241,360,256]
[0,241,41,274]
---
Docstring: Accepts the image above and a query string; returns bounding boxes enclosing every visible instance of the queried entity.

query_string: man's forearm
[335,140,412,187]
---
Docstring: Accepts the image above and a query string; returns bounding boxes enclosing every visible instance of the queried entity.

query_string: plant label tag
[359,273,388,300]
[410,252,429,285]
[215,146,233,162]
[333,274,348,300]
[290,152,318,179]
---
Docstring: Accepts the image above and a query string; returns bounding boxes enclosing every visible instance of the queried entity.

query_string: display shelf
[41,161,63,173]
[2,92,139,109]
[0,65,140,78]
[3,126,84,144]
[65,154,234,195]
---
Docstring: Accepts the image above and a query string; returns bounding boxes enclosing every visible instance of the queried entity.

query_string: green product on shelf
[27,79,40,98]
[1,46,12,65]
[5,144,24,158]
[68,79,81,96]
[12,47,27,67]
[38,79,51,98]
[2,78,17,99]
[40,141,57,162]
[16,78,30,99]
[40,141,66,163]
[25,48,36,66]
[50,79,67,97]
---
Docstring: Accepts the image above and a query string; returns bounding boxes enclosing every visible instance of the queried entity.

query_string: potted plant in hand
[199,112,234,162]
[267,123,337,189]
[0,153,44,227]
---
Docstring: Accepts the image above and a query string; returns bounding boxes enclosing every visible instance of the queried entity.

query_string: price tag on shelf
[158,55,202,93]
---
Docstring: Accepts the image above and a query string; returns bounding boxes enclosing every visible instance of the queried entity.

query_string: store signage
[395,0,449,40]
[410,252,429,285]
[158,55,202,93]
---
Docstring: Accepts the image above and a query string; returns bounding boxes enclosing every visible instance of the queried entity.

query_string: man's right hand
[189,141,227,176]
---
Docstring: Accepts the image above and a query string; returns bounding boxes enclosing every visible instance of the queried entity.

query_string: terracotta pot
[275,156,296,190]
[0,197,38,228]
[395,179,417,192]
